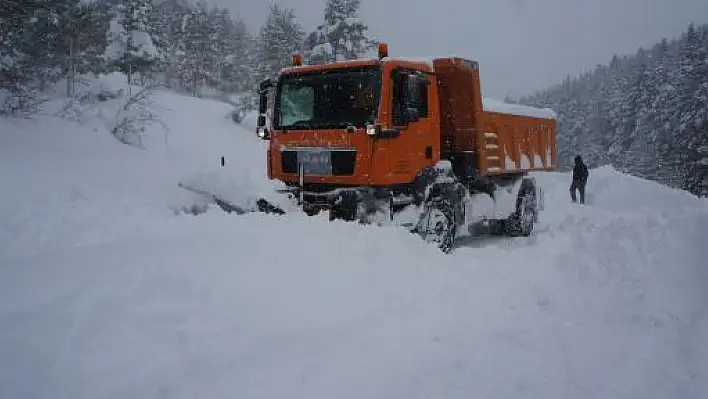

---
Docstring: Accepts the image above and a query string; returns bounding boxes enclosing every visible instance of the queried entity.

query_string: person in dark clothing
[570,155,589,204]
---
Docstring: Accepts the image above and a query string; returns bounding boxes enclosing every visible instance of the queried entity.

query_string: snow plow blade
[178,182,285,215]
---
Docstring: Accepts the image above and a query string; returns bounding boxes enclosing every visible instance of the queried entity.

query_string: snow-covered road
[1,80,707,399]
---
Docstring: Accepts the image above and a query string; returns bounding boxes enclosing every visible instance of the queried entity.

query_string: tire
[506,178,537,237]
[330,191,359,221]
[415,197,457,253]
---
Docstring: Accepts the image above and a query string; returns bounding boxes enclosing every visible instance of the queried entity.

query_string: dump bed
[433,57,557,176]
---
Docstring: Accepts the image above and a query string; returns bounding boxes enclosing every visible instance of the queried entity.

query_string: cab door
[369,66,438,186]
[390,68,437,180]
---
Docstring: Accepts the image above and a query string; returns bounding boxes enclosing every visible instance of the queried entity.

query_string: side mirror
[257,78,272,114]
[256,79,273,140]
[256,126,270,140]
[256,111,269,140]
[258,91,268,115]
[258,78,272,93]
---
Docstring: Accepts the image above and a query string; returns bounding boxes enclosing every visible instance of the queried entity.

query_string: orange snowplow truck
[256,43,557,251]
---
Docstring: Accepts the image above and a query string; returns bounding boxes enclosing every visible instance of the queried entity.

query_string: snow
[699,146,708,166]
[382,54,480,71]
[503,152,546,171]
[2,76,708,399]
[534,153,544,167]
[103,18,127,61]
[311,42,334,58]
[521,153,532,168]
[1,54,16,68]
[131,30,159,58]
[483,97,558,119]
[381,56,436,70]
[104,15,159,64]
[505,154,517,170]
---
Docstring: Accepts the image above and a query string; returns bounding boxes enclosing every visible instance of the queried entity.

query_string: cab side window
[392,69,428,126]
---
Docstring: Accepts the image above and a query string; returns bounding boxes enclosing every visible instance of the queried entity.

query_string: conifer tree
[103,0,163,86]
[305,0,376,64]
[256,3,305,81]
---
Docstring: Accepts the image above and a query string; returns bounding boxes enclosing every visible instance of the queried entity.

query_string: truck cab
[256,44,441,193]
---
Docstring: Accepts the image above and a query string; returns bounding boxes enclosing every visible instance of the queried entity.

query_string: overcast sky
[206,0,708,99]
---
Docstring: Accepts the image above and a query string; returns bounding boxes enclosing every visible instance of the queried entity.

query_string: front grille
[280,149,356,176]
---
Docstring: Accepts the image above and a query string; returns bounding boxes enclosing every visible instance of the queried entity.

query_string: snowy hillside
[1,80,708,399]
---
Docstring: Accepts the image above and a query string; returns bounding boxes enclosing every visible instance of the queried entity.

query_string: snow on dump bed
[483,97,557,119]
[1,77,708,399]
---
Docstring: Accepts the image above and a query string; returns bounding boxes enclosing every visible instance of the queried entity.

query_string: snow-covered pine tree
[18,0,72,91]
[216,15,258,108]
[255,3,304,82]
[304,0,376,65]
[61,0,112,96]
[238,33,261,111]
[104,0,163,87]
[0,0,94,113]
[149,0,258,98]
[153,0,192,91]
[207,5,242,94]
[177,2,217,96]
[676,24,708,195]
[0,0,34,114]
[228,22,258,94]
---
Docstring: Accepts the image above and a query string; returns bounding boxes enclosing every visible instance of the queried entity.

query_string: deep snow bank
[1,79,707,399]
[0,77,285,260]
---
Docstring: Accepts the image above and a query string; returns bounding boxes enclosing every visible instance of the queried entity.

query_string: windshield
[274,67,381,130]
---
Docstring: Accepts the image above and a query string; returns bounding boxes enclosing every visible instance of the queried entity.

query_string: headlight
[366,124,376,136]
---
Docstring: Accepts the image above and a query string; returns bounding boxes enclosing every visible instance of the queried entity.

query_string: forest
[0,0,376,115]
[1,0,705,196]
[519,23,708,197]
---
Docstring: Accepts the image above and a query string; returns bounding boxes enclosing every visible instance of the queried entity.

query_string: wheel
[411,167,438,205]
[330,191,359,221]
[506,179,537,237]
[415,197,457,253]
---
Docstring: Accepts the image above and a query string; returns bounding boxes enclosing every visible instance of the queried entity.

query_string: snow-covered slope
[1,80,707,399]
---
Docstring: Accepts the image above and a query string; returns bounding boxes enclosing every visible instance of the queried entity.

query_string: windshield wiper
[283,120,313,129]
[282,120,361,131]
[333,121,358,131]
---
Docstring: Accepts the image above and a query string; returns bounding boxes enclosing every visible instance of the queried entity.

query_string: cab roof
[278,57,436,76]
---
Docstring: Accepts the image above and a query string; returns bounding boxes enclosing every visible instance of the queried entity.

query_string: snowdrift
[1,78,707,399]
